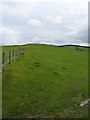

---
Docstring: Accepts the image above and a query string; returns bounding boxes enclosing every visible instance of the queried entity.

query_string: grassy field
[2,44,88,118]
[2,45,30,61]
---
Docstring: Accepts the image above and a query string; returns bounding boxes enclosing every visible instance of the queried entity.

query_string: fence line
[2,47,27,72]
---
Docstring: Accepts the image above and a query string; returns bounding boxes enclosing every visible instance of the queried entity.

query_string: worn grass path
[3,45,88,118]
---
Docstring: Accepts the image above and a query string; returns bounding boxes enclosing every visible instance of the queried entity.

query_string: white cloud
[31,36,54,44]
[32,36,41,41]
[0,27,19,34]
[2,3,34,19]
[1,0,89,3]
[0,0,88,46]
[0,27,21,45]
[45,15,62,23]
[28,19,42,26]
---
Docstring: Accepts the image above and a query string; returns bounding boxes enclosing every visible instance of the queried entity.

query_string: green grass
[2,44,30,61]
[2,44,88,118]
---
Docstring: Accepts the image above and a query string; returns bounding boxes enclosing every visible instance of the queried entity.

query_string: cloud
[0,27,21,45]
[1,0,88,46]
[45,15,62,23]
[32,36,41,42]
[1,0,89,3]
[28,19,42,26]
[31,36,54,44]
[0,27,19,34]
[2,2,34,19]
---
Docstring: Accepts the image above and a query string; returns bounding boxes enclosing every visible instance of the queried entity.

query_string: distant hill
[55,44,90,48]
[1,43,90,48]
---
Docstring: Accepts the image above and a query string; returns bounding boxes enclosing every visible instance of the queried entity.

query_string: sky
[0,0,89,46]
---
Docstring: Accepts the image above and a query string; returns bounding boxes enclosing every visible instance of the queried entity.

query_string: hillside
[2,44,88,118]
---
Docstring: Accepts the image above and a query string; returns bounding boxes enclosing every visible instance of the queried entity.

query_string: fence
[2,47,27,72]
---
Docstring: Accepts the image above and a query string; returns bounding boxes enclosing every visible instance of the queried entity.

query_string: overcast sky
[0,0,88,46]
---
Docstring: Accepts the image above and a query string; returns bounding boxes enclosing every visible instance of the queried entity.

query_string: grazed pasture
[2,44,88,118]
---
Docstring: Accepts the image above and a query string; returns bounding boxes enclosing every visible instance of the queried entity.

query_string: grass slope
[2,45,30,61]
[2,44,88,118]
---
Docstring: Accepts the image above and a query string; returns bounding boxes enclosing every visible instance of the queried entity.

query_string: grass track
[2,44,88,118]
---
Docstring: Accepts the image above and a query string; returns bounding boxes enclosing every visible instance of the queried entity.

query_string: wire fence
[2,47,27,72]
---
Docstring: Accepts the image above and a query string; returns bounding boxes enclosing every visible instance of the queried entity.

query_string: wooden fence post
[15,51,17,56]
[9,51,11,64]
[2,52,5,72]
[2,52,5,65]
[13,49,15,61]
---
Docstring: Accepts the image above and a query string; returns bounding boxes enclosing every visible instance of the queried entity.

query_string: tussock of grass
[34,62,40,67]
